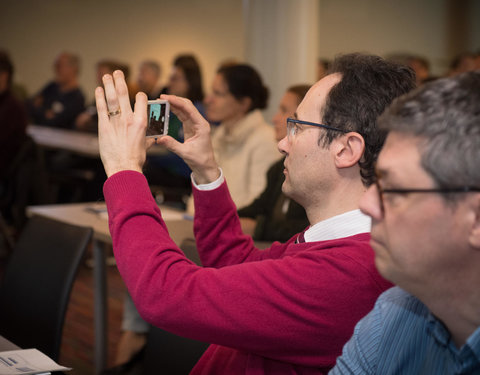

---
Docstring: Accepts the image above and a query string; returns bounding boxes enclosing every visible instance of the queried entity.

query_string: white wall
[0,0,245,102]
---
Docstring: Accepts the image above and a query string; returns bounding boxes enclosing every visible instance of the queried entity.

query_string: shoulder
[375,287,429,320]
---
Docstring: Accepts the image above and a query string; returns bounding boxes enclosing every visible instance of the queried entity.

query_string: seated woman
[187,63,279,213]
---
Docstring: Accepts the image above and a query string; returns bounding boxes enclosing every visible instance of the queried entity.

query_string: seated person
[238,84,310,242]
[0,50,28,229]
[27,52,85,129]
[75,59,127,133]
[187,63,280,213]
[330,72,480,374]
[96,53,415,373]
[0,50,27,179]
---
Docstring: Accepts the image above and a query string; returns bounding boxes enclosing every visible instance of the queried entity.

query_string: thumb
[157,135,183,155]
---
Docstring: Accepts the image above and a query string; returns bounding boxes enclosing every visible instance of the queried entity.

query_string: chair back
[142,325,209,375]
[0,215,92,360]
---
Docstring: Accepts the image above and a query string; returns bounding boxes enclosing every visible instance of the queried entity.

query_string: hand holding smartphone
[146,99,170,138]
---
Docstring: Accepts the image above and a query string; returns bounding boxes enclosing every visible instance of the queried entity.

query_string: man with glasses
[330,72,480,374]
[96,53,415,374]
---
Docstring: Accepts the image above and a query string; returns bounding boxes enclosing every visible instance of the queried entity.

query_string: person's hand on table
[156,94,220,184]
[95,70,155,177]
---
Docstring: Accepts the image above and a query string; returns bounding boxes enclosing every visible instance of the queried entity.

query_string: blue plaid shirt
[330,287,480,374]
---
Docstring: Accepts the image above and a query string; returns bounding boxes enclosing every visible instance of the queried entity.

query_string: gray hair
[378,71,480,191]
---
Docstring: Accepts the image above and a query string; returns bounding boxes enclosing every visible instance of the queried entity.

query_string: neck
[58,78,78,92]
[416,274,480,348]
[305,176,366,225]
[222,112,249,134]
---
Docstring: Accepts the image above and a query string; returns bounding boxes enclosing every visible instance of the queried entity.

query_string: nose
[359,184,383,221]
[205,93,213,105]
[277,135,289,156]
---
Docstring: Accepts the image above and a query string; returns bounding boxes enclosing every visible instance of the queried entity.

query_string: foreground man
[330,72,480,374]
[96,54,414,374]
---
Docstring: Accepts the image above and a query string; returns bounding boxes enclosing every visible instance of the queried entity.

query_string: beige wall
[318,0,480,76]
[0,0,245,101]
[1,0,478,105]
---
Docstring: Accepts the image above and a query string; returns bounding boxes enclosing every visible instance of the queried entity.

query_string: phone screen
[147,100,169,137]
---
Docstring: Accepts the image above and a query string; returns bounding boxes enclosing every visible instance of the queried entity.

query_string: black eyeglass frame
[286,118,347,141]
[373,179,480,212]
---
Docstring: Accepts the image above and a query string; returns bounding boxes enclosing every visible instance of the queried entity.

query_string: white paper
[85,204,187,221]
[0,349,70,375]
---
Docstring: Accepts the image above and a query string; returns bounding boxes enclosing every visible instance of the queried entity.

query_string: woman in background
[187,63,279,213]
[144,54,205,205]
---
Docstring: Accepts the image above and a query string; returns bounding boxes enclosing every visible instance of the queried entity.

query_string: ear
[333,132,365,169]
[468,194,480,250]
[239,97,252,113]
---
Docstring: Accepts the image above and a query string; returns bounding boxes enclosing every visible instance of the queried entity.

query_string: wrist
[191,165,221,185]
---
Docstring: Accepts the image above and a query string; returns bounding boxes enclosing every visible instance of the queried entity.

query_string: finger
[161,94,205,124]
[95,86,109,123]
[156,135,182,154]
[145,137,156,149]
[102,74,121,113]
[133,91,148,125]
[112,70,133,116]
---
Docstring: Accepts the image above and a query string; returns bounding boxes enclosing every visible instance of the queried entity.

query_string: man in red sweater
[96,54,415,374]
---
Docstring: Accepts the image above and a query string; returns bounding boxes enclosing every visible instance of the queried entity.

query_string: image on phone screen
[147,100,169,137]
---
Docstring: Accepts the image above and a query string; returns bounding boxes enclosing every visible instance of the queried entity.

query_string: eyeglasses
[286,118,347,142]
[373,172,480,213]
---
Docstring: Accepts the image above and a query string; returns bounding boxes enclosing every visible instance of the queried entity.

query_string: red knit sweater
[104,171,392,374]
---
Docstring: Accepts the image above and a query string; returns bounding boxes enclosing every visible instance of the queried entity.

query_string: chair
[0,215,92,360]
[141,326,210,375]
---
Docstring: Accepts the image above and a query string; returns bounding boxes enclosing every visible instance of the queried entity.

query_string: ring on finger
[108,108,121,117]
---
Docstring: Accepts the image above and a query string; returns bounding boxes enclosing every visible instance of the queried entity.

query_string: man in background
[0,50,27,178]
[135,60,161,100]
[28,51,85,128]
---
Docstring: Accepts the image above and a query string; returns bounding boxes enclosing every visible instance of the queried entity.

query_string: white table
[27,124,167,157]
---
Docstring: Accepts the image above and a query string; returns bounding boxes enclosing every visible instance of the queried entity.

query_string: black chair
[142,326,210,375]
[0,215,92,361]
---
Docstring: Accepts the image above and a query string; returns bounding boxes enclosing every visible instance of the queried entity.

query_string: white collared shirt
[193,169,371,242]
[303,209,371,242]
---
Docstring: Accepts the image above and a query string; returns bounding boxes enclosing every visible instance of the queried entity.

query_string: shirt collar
[303,209,371,242]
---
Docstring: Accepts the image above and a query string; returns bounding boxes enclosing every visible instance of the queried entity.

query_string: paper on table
[86,204,186,221]
[0,349,70,375]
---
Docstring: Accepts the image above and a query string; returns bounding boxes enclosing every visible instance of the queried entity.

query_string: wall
[1,0,479,108]
[317,0,480,76]
[0,0,245,101]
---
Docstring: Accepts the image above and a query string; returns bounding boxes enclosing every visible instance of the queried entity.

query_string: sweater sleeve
[193,180,282,267]
[104,171,390,368]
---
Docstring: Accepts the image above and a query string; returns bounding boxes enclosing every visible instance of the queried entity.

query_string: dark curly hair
[320,53,416,186]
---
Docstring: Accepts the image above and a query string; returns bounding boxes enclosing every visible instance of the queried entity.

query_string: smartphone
[146,99,170,137]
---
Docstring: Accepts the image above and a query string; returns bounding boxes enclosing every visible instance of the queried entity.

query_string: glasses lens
[286,119,294,141]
